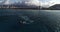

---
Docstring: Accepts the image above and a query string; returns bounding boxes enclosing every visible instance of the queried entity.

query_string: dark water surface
[0,9,59,32]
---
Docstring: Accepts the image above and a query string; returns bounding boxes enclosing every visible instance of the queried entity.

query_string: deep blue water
[0,9,59,32]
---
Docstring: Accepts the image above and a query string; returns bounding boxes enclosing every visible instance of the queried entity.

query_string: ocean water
[0,9,60,32]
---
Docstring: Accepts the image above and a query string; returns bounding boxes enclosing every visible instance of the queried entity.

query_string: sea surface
[0,9,60,32]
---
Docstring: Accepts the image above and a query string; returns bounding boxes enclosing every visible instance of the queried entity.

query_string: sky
[40,0,60,7]
[0,0,60,7]
[0,0,40,6]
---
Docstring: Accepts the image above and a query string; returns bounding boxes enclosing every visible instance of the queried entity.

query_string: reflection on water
[0,9,60,32]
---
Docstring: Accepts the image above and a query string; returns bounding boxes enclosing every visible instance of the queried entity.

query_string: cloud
[50,0,60,4]
[0,1,2,3]
[20,0,40,6]
[41,0,60,7]
[4,0,40,6]
[0,0,40,6]
[4,0,10,4]
[2,0,60,7]
[4,0,14,5]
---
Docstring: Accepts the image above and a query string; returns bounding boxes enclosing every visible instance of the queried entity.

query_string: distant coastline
[0,8,40,10]
[0,5,40,10]
[41,4,60,10]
